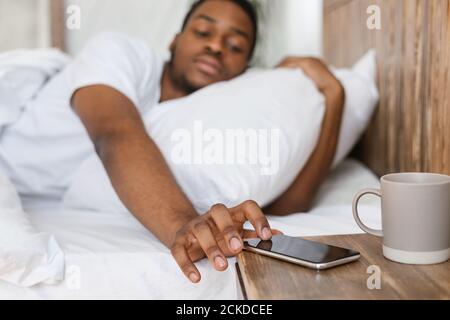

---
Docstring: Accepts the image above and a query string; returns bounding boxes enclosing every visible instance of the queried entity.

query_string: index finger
[230,200,273,240]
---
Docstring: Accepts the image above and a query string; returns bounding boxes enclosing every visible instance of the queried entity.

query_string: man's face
[168,0,255,92]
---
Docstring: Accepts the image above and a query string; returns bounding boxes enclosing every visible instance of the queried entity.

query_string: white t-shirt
[0,32,164,203]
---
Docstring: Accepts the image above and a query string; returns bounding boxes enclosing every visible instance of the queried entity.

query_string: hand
[277,57,343,95]
[170,200,283,283]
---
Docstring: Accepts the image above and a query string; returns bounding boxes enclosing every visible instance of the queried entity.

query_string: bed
[0,159,381,300]
[2,0,447,300]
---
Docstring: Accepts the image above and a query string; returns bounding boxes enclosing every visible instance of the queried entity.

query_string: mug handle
[352,189,383,237]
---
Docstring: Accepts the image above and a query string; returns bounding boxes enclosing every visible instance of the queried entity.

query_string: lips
[194,55,222,76]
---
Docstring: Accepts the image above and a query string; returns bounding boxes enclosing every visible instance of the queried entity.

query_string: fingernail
[189,272,199,283]
[215,256,227,268]
[230,237,242,251]
[262,227,272,239]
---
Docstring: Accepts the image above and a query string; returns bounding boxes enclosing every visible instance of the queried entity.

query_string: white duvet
[0,159,381,300]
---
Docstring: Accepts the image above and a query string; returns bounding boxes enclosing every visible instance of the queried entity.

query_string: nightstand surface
[236,234,450,300]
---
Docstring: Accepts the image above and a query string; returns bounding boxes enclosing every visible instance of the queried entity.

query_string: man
[0,0,344,283]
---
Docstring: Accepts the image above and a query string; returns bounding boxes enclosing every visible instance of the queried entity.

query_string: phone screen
[244,235,359,264]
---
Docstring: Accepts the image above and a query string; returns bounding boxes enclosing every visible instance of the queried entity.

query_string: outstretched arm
[264,58,345,215]
[72,85,199,247]
[71,85,279,283]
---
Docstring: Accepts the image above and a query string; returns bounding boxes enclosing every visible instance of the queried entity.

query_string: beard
[167,54,201,95]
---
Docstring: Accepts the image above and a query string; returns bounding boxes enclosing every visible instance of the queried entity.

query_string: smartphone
[243,235,360,270]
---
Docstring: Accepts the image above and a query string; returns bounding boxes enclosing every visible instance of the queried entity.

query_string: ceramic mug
[352,173,450,265]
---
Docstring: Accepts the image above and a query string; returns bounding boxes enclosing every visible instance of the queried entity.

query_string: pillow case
[63,68,326,214]
[0,170,65,287]
[62,50,378,214]
[331,49,378,168]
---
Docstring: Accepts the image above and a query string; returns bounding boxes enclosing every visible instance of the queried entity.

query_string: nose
[205,35,223,57]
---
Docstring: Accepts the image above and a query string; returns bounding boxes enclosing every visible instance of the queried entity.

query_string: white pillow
[63,68,326,213]
[0,170,65,287]
[331,50,379,168]
[62,50,378,214]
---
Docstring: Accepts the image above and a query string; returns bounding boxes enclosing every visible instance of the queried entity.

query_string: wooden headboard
[323,0,449,176]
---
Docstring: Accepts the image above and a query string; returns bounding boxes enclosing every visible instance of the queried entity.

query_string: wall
[261,0,324,66]
[0,0,50,51]
[63,0,191,59]
[0,0,324,67]
[61,0,323,66]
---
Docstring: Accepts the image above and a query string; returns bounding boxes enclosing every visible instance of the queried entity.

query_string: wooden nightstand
[235,234,450,300]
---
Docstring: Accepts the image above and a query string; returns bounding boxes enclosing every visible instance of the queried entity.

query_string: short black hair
[180,0,258,59]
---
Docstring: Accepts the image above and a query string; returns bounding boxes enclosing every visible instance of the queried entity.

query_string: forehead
[186,0,254,37]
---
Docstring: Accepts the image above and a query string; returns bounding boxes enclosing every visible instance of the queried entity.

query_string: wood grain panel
[323,0,450,176]
[424,0,450,174]
[50,0,65,50]
[399,0,426,172]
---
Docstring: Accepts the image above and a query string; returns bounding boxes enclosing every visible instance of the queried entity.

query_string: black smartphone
[243,235,360,270]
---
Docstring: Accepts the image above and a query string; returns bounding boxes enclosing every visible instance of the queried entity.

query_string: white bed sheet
[0,159,381,300]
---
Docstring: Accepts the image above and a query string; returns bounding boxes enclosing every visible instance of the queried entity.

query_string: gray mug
[353,173,450,265]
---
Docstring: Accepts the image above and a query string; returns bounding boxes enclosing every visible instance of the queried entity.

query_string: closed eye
[194,30,210,38]
[226,40,244,53]
[228,43,243,53]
